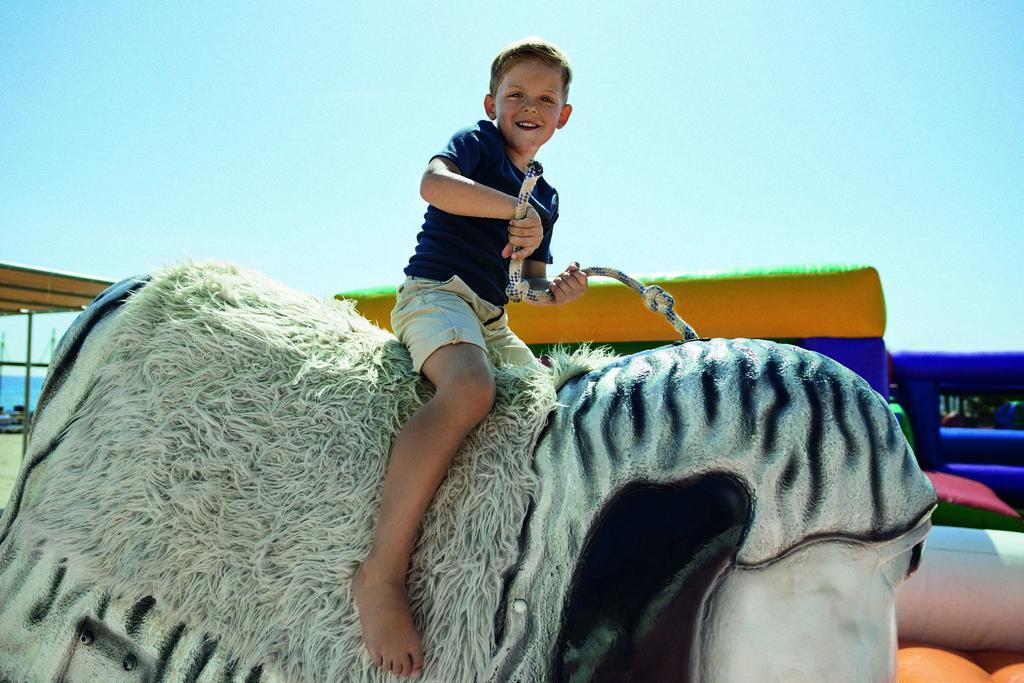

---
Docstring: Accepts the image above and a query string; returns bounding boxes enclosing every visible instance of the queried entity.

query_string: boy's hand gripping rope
[506,160,700,342]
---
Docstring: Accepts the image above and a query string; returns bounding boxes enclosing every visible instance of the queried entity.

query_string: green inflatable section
[338,263,879,298]
[931,502,1024,533]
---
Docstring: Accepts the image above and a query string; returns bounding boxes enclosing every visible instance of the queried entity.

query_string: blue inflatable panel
[893,351,1024,504]
[940,427,1024,466]
[892,352,1024,386]
[995,401,1024,430]
[802,337,887,398]
[942,463,1024,502]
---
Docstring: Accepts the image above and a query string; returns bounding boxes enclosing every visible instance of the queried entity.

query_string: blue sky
[2,1,1022,368]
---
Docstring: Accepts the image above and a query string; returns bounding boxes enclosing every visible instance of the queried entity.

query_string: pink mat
[926,471,1020,518]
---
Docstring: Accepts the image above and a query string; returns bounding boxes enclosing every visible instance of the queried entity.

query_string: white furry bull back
[7,262,582,682]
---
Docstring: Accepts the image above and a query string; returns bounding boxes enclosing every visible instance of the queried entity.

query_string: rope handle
[506,160,700,342]
[505,160,543,299]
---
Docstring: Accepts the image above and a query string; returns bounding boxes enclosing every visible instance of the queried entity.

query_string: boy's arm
[421,157,543,259]
[420,157,517,219]
[522,260,588,306]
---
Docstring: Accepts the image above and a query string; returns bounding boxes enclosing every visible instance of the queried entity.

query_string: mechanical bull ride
[0,262,936,682]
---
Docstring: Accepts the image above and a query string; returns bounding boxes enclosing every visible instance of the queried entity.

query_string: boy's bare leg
[352,342,496,678]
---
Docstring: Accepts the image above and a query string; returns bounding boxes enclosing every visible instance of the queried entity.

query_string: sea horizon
[0,374,44,412]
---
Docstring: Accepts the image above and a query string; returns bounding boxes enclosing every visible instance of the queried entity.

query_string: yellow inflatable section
[337,264,885,344]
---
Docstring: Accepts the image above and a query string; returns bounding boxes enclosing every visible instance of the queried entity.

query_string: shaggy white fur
[17,262,612,682]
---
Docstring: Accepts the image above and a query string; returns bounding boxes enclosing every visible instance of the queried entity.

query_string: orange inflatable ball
[898,645,992,683]
[972,650,1024,683]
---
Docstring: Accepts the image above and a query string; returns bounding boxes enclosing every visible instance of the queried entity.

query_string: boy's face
[484,59,572,169]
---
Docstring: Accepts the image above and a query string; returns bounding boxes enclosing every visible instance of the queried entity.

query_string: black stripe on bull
[35,276,149,418]
[762,349,793,460]
[27,562,66,626]
[153,622,187,681]
[799,358,826,523]
[181,635,219,683]
[125,595,156,640]
[857,388,887,534]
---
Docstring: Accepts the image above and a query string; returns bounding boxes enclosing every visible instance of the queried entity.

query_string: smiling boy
[351,38,586,678]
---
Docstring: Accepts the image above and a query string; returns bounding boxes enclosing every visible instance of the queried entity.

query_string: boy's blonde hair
[489,37,572,98]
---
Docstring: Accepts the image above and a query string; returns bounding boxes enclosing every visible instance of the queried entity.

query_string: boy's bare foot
[352,563,425,678]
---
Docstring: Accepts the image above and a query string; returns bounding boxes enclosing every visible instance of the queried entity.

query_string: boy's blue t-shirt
[404,120,557,307]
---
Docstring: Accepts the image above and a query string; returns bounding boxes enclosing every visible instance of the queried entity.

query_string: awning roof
[0,262,116,315]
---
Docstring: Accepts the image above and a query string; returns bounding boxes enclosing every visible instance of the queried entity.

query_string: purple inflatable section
[892,351,1024,387]
[941,427,1024,466]
[892,351,1024,505]
[802,337,887,397]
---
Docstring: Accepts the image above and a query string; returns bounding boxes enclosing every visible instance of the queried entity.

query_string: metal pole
[0,332,5,409]
[22,310,33,459]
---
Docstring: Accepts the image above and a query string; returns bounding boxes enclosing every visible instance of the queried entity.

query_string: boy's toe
[411,651,424,677]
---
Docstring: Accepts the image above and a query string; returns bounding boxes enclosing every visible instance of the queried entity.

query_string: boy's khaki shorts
[391,275,538,373]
